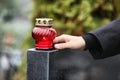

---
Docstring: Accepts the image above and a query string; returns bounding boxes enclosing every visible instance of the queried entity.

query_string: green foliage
[13,54,27,80]
[0,22,4,50]
[32,0,116,35]
[113,0,120,17]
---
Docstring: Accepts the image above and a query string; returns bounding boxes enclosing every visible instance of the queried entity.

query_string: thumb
[54,42,71,49]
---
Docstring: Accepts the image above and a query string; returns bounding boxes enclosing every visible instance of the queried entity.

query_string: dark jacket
[83,19,120,59]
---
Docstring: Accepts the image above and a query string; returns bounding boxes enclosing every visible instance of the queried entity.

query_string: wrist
[79,36,86,50]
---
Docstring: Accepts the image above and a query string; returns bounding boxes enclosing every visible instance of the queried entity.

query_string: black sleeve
[82,34,104,59]
[83,19,120,59]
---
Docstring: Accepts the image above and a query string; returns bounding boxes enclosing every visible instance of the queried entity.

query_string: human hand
[53,34,86,50]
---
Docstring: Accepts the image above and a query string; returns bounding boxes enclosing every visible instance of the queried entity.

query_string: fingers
[53,34,68,43]
[53,35,86,50]
[53,34,71,49]
[54,42,71,49]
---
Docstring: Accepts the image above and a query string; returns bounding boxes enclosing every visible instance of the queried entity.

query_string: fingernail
[55,44,60,48]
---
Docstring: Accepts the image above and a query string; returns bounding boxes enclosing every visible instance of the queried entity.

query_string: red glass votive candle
[32,18,56,50]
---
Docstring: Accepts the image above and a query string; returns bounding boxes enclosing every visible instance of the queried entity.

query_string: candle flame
[43,37,46,40]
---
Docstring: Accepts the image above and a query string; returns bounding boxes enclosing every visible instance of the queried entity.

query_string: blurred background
[0,0,120,80]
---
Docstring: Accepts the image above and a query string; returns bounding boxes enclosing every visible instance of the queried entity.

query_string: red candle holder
[32,18,56,50]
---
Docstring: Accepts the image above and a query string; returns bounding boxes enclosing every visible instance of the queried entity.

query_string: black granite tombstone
[27,48,120,80]
[27,48,92,80]
[27,48,57,80]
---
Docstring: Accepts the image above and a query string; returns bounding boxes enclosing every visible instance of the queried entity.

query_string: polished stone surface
[27,48,120,80]
[27,48,57,80]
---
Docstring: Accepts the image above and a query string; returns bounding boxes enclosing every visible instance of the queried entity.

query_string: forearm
[83,19,120,59]
[82,34,103,59]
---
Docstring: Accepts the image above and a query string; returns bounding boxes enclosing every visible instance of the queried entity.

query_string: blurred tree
[113,0,120,17]
[0,0,32,80]
[0,0,15,22]
[32,0,116,35]
[0,23,4,51]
